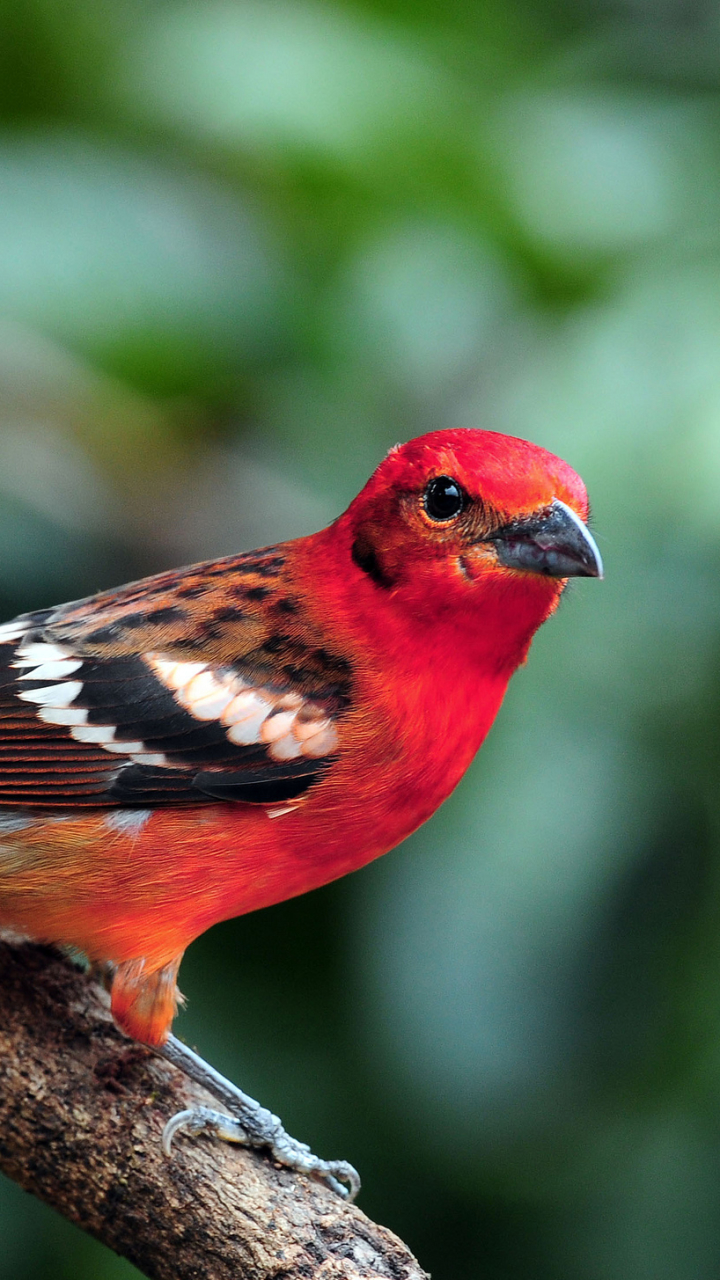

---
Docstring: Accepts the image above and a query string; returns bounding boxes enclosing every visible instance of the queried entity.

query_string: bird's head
[338,428,602,671]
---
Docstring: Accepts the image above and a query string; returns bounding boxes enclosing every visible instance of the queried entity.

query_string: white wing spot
[191,687,235,720]
[180,671,217,703]
[101,739,146,755]
[13,642,74,665]
[145,654,339,759]
[260,711,296,743]
[163,661,207,690]
[70,724,118,745]
[0,621,30,643]
[18,680,83,708]
[221,690,269,725]
[227,708,272,745]
[17,658,83,681]
[293,716,332,742]
[299,724,338,758]
[267,734,304,760]
[38,706,89,727]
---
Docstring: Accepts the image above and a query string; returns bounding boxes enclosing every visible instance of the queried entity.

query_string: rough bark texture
[0,940,428,1280]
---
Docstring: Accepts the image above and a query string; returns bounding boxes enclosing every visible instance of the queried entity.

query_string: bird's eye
[423,475,466,522]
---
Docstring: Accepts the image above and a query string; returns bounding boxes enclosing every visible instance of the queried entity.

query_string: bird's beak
[490,499,603,579]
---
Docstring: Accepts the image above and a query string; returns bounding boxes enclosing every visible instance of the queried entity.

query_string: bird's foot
[158,1034,360,1201]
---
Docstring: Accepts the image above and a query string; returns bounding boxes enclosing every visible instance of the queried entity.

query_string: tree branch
[0,939,428,1280]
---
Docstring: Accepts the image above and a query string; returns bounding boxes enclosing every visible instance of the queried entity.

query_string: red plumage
[0,429,600,1045]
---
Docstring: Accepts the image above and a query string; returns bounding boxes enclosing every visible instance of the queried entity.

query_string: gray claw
[158,1037,361,1201]
[162,1105,249,1156]
[162,1103,360,1200]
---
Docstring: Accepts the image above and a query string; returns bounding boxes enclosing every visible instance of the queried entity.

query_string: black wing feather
[0,617,341,808]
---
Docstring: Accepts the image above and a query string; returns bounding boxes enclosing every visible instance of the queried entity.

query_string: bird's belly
[0,768,444,966]
[0,804,282,965]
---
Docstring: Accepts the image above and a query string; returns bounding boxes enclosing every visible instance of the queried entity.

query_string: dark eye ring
[423,475,466,522]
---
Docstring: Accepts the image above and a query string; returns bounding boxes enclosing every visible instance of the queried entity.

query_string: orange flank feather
[0,429,601,1047]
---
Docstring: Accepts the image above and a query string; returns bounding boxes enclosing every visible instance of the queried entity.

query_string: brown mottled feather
[0,546,349,808]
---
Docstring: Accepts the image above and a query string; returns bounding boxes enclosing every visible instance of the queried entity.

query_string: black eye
[424,475,465,522]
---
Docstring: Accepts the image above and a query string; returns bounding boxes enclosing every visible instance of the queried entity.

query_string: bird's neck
[301,520,558,689]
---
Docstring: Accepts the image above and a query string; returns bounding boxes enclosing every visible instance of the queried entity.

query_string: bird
[0,428,601,1197]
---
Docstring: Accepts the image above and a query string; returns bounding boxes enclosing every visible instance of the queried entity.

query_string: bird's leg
[158,1035,361,1202]
[109,958,360,1199]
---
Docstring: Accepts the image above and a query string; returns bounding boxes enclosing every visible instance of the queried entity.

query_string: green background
[1,1,720,1276]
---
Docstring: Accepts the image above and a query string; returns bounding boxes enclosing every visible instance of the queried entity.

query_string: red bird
[0,429,601,1196]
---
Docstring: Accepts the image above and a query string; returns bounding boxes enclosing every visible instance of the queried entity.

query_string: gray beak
[490,499,603,579]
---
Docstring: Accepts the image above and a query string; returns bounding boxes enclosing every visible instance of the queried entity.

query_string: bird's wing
[0,545,350,808]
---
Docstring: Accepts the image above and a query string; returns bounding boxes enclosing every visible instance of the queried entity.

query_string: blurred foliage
[1,0,720,1277]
